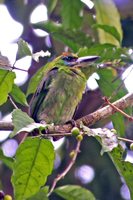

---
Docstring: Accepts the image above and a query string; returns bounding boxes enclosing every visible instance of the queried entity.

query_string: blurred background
[0,0,133,199]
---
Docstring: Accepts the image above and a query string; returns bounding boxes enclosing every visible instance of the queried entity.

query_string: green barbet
[30,52,99,129]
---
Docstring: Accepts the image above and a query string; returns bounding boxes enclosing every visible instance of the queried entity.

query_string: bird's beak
[70,55,99,68]
[77,55,99,64]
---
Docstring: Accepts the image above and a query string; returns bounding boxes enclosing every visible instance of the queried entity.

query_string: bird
[29,52,99,137]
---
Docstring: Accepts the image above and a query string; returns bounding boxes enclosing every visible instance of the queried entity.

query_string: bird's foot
[40,120,49,135]
[65,119,77,127]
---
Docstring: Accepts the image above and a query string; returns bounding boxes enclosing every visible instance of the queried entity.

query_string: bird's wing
[29,68,57,121]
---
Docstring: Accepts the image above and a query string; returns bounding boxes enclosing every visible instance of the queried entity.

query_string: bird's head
[56,52,99,68]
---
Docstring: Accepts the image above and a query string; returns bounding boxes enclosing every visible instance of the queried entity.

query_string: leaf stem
[118,137,133,144]
[8,95,18,109]
[12,65,28,72]
[48,139,81,196]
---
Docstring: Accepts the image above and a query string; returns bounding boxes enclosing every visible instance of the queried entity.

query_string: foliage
[54,185,95,200]
[0,0,133,200]
[0,69,16,105]
[12,137,55,200]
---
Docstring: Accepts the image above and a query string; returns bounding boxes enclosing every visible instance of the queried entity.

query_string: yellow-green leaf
[10,84,28,106]
[93,24,121,43]
[94,0,123,46]
[0,69,16,105]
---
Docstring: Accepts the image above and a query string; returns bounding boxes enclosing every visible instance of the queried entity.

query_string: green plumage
[30,53,98,125]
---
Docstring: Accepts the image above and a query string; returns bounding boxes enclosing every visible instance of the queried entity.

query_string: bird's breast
[36,70,86,124]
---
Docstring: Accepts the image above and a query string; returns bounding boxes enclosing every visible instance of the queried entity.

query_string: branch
[47,92,133,134]
[0,92,133,134]
[103,96,133,121]
[0,121,14,130]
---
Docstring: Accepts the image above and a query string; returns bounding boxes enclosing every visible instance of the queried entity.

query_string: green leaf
[33,21,93,52]
[10,84,28,106]
[111,113,125,136]
[27,187,49,200]
[54,185,95,200]
[110,145,133,199]
[53,30,92,52]
[0,148,14,169]
[0,69,16,105]
[82,127,118,154]
[93,24,121,43]
[78,44,119,61]
[11,109,34,137]
[12,137,55,200]
[48,0,58,14]
[97,68,126,136]
[61,0,83,30]
[94,0,123,46]
[78,45,132,64]
[16,38,32,60]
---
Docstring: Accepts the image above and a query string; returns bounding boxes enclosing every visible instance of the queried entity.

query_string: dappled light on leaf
[83,126,118,154]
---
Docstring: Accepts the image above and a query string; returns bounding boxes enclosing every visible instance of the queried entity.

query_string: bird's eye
[62,56,77,62]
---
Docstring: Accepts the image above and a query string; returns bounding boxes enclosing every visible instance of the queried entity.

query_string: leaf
[78,44,121,62]
[11,137,55,200]
[94,0,123,46]
[110,145,133,199]
[16,38,32,60]
[48,0,58,14]
[93,24,121,43]
[54,185,95,200]
[0,69,16,105]
[11,109,34,137]
[0,148,14,169]
[0,53,11,70]
[83,127,118,154]
[27,187,49,200]
[15,122,48,135]
[111,113,125,137]
[61,0,83,30]
[33,21,93,52]
[78,46,133,69]
[10,84,28,106]
[97,68,126,136]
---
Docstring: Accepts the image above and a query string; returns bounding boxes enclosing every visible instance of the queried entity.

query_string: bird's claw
[66,119,77,127]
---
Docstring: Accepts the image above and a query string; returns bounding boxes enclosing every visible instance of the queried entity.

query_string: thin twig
[12,61,28,72]
[8,95,18,109]
[103,96,133,121]
[12,66,28,72]
[41,132,72,137]
[118,137,133,144]
[48,139,81,196]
